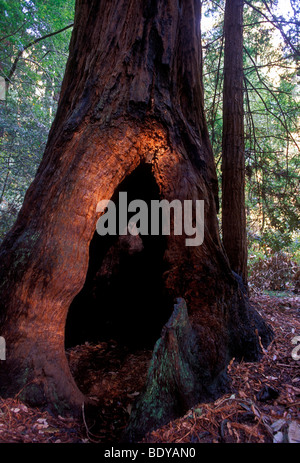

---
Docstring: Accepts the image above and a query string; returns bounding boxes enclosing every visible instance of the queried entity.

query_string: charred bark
[0,0,272,422]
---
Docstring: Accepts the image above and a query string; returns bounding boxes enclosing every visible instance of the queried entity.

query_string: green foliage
[0,0,74,242]
[202,0,300,255]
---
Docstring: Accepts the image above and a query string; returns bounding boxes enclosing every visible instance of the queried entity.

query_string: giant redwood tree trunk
[0,0,272,429]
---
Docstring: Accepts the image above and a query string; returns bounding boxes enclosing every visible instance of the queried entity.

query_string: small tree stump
[124,298,227,442]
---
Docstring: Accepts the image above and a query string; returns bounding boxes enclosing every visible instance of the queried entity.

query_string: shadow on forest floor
[0,292,299,443]
[66,341,152,442]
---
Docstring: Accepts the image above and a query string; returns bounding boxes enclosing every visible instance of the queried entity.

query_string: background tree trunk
[222,0,248,284]
[0,0,272,421]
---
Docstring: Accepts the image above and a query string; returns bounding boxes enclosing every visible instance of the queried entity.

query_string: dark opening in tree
[65,163,173,350]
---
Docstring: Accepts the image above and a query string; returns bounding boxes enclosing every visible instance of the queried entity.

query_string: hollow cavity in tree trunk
[65,163,173,351]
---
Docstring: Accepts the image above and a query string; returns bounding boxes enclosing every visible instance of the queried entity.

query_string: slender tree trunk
[222,0,248,284]
[0,0,272,427]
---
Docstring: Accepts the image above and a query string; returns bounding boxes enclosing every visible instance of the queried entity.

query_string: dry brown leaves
[0,292,299,443]
[67,340,152,442]
[248,252,299,292]
[0,397,84,443]
[143,293,300,444]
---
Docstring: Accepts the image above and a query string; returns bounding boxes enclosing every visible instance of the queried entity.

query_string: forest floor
[0,292,299,444]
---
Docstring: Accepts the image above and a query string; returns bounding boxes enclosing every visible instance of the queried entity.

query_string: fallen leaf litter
[0,293,298,443]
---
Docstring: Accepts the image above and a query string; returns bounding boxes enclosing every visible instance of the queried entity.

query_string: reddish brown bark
[0,0,272,424]
[222,0,248,284]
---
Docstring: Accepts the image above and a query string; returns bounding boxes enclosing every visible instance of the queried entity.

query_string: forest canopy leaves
[0,0,74,236]
[202,0,299,257]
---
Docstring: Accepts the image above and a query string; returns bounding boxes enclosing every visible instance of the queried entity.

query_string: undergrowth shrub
[248,251,300,293]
